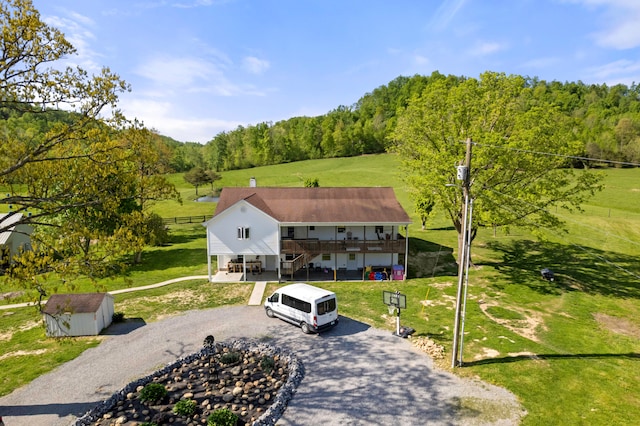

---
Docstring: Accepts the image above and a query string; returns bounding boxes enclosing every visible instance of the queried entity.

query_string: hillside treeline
[6,72,640,174]
[200,72,640,171]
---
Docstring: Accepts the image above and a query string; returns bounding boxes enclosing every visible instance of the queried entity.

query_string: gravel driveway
[0,306,524,425]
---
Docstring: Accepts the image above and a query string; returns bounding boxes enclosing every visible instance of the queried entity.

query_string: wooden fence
[162,215,213,225]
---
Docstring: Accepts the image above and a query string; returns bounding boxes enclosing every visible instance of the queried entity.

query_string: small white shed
[0,213,33,269]
[42,293,115,337]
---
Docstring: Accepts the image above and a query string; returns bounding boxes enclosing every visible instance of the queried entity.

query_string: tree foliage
[391,72,604,260]
[184,167,210,196]
[0,0,178,294]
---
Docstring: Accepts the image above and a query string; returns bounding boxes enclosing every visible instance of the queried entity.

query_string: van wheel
[266,307,274,318]
[301,322,311,334]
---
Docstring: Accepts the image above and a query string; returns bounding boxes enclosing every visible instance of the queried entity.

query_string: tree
[0,0,181,297]
[184,167,209,196]
[392,72,603,262]
[205,169,222,191]
[414,193,435,230]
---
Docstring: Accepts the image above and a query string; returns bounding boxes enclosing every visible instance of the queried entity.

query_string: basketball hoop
[387,304,397,316]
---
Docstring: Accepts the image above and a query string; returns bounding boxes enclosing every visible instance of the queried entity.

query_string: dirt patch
[474,347,500,360]
[0,349,48,362]
[0,291,25,300]
[478,298,545,342]
[594,313,640,340]
[0,319,41,342]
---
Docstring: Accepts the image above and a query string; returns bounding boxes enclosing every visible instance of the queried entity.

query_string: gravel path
[0,306,525,425]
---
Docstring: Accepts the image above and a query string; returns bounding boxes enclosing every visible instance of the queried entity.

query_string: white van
[264,283,338,333]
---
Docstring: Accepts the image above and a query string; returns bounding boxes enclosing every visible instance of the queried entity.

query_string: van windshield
[317,298,336,315]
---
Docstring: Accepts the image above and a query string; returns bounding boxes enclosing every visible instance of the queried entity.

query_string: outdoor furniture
[227,260,262,274]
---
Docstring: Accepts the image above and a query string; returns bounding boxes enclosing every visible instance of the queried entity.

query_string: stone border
[74,339,304,426]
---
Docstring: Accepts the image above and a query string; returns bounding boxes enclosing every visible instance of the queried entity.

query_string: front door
[347,253,357,270]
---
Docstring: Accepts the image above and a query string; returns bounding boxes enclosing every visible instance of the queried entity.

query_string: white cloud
[42,12,102,72]
[569,0,640,49]
[120,97,242,142]
[468,41,506,57]
[585,59,640,84]
[242,56,270,75]
[414,54,429,65]
[429,0,468,31]
[135,56,221,87]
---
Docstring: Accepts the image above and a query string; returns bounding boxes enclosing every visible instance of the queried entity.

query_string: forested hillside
[197,72,640,171]
[6,72,639,174]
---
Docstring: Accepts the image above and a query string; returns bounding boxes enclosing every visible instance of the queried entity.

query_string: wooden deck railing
[280,238,406,254]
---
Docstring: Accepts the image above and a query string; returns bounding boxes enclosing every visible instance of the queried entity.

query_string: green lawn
[1,154,639,425]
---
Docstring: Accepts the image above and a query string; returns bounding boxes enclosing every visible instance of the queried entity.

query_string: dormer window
[237,227,250,239]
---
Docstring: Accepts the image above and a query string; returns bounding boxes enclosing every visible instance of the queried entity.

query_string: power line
[466,140,640,168]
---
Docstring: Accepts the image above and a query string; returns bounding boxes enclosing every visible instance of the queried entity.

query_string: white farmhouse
[203,187,412,282]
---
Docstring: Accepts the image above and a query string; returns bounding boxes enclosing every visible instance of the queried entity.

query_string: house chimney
[249,177,256,187]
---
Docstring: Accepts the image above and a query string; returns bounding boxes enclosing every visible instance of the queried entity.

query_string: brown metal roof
[214,187,411,224]
[42,293,110,315]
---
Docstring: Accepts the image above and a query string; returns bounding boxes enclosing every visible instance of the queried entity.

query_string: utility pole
[451,138,472,368]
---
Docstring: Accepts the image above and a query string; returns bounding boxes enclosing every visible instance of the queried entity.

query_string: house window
[337,227,345,233]
[237,227,250,239]
[375,226,384,234]
[287,227,295,238]
[348,253,356,261]
[309,226,315,231]
[322,253,331,261]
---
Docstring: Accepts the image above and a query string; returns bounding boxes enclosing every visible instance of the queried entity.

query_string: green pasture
[1,154,639,425]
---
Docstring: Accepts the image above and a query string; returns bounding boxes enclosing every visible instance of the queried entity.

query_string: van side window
[282,294,311,313]
[317,298,336,315]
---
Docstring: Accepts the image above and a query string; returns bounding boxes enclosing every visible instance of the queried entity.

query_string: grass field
[1,154,639,425]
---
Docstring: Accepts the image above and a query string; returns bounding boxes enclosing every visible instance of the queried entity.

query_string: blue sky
[32,0,640,143]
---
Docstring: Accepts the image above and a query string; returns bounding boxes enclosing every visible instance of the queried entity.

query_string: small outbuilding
[42,293,115,337]
[0,213,33,270]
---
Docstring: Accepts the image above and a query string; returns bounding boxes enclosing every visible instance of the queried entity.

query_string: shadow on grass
[166,228,205,245]
[463,352,640,367]
[484,239,640,299]
[133,248,207,272]
[407,236,458,278]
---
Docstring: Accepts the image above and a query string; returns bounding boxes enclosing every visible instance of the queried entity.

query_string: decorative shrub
[260,355,275,374]
[139,383,167,403]
[173,398,197,416]
[207,408,238,426]
[219,351,241,365]
[112,312,125,323]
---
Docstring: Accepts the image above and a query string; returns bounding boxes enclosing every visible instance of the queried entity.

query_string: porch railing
[280,238,406,255]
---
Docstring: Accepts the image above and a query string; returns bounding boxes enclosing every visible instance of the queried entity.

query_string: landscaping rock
[73,340,303,426]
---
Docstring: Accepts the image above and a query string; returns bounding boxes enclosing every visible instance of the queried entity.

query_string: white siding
[43,295,114,337]
[206,201,279,256]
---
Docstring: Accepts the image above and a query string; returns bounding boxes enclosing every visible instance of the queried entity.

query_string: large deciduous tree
[0,0,178,295]
[391,72,603,262]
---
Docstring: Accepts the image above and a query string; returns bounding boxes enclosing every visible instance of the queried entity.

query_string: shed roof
[42,293,112,315]
[213,187,411,224]
[0,213,24,245]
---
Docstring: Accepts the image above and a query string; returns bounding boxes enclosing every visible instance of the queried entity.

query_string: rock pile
[411,336,445,360]
[74,340,304,426]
